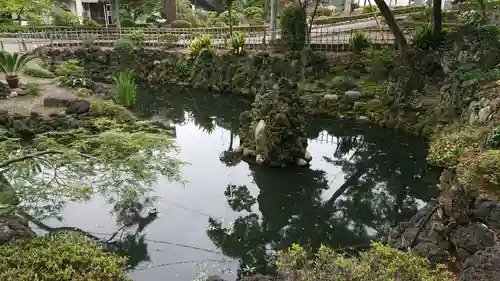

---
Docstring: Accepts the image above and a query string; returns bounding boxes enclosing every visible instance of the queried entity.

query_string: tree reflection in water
[208,119,440,278]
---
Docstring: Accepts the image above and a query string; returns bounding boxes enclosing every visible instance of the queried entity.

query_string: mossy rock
[0,231,130,281]
[331,76,358,91]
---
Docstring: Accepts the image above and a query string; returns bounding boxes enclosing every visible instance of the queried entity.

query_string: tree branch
[410,204,440,248]
[0,150,64,169]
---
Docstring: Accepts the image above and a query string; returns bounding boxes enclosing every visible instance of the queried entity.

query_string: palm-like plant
[0,51,35,88]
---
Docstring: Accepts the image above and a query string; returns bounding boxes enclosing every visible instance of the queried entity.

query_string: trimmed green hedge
[312,5,426,25]
[0,231,130,281]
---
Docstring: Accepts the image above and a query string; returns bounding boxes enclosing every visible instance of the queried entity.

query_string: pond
[44,87,440,281]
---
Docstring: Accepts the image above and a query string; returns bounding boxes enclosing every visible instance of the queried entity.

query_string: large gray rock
[65,100,91,115]
[450,223,498,262]
[472,198,500,235]
[43,92,77,107]
[0,217,36,245]
[343,90,362,102]
[460,245,500,281]
[324,94,339,101]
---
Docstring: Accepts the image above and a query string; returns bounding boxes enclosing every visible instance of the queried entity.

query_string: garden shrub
[243,7,264,21]
[279,4,307,51]
[486,125,500,149]
[90,100,137,122]
[427,127,486,167]
[276,242,454,281]
[171,20,192,28]
[349,30,371,53]
[0,231,130,281]
[57,76,94,88]
[230,31,246,56]
[368,47,395,81]
[54,59,84,77]
[83,16,101,27]
[52,9,80,26]
[410,25,435,49]
[461,150,500,190]
[331,76,358,91]
[126,29,146,47]
[313,6,333,17]
[218,10,239,26]
[188,34,214,58]
[24,64,55,78]
[113,38,135,53]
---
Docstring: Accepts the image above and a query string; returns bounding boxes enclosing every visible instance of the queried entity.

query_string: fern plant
[188,34,214,58]
[0,51,34,88]
[112,71,137,108]
[349,30,371,53]
[230,31,246,56]
[486,126,500,149]
[410,25,434,49]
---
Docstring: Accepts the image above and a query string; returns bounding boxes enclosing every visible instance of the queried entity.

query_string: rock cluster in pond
[388,169,500,280]
[235,78,312,167]
[0,216,36,245]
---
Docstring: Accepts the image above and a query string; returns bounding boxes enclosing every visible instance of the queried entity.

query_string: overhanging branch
[0,150,64,169]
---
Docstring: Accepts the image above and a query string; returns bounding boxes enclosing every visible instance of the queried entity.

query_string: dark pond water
[48,88,440,281]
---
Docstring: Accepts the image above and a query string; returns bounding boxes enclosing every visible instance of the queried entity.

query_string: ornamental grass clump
[112,70,137,108]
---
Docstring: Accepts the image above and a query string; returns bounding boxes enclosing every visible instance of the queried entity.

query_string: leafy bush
[188,34,214,58]
[487,126,500,149]
[24,83,41,95]
[314,6,333,17]
[410,25,434,49]
[24,63,55,78]
[54,59,83,77]
[243,7,264,21]
[81,34,96,48]
[349,30,371,53]
[113,38,135,53]
[462,149,500,189]
[0,231,130,281]
[279,4,307,51]
[331,76,358,91]
[120,17,135,27]
[52,9,80,26]
[112,71,137,108]
[171,20,192,28]
[277,242,454,281]
[362,5,378,13]
[218,10,239,26]
[90,100,137,122]
[83,16,101,27]
[230,31,246,55]
[126,29,146,47]
[427,128,485,167]
[57,75,94,88]
[368,47,395,81]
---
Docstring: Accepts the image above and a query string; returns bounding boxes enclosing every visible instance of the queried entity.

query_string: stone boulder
[43,91,77,107]
[460,245,500,281]
[65,100,91,115]
[472,198,500,234]
[343,90,362,102]
[0,217,36,245]
[206,276,226,281]
[242,274,274,281]
[450,223,498,262]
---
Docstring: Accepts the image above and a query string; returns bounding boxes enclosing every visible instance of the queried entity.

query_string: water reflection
[132,87,440,279]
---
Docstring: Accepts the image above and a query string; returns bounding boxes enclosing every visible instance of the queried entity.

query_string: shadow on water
[126,86,441,279]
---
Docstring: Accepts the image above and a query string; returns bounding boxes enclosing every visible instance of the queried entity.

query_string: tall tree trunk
[113,0,121,29]
[433,0,442,37]
[307,0,321,47]
[164,0,176,24]
[373,0,407,50]
[228,9,233,36]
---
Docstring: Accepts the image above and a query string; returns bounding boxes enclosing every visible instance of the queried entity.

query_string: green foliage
[126,29,146,47]
[243,6,264,21]
[349,30,371,53]
[230,31,246,56]
[24,83,41,95]
[279,4,307,51]
[24,63,55,78]
[0,51,34,76]
[331,76,358,91]
[171,19,193,28]
[57,75,93,88]
[54,59,83,77]
[82,16,101,27]
[113,38,135,53]
[188,34,214,58]
[120,17,135,27]
[90,100,137,122]
[410,25,434,49]
[362,5,378,14]
[51,9,80,26]
[112,71,137,108]
[368,47,395,81]
[0,232,130,281]
[277,242,454,281]
[81,34,96,48]
[486,126,500,149]
[314,6,333,17]
[458,67,500,84]
[218,10,239,26]
[427,128,485,167]
[461,150,500,190]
